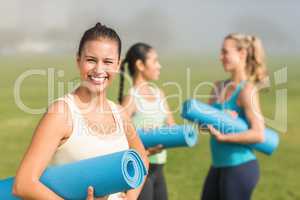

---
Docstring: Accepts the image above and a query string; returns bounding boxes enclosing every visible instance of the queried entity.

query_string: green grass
[0,55,299,199]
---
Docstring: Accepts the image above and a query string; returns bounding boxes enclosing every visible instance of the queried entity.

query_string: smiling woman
[78,40,118,93]
[77,23,121,94]
[12,22,149,200]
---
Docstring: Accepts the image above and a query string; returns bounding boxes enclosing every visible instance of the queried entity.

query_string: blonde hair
[225,33,268,84]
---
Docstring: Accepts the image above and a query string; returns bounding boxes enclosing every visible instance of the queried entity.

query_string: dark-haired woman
[13,23,149,200]
[119,43,175,200]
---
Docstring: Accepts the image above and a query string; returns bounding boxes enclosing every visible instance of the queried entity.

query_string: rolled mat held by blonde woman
[182,99,279,155]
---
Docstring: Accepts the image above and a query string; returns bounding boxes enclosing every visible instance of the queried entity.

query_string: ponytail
[117,43,153,104]
[248,36,268,84]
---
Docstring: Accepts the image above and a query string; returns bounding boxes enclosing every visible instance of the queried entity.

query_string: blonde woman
[201,33,268,200]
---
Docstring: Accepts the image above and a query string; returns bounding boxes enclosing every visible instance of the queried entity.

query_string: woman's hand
[197,123,208,133]
[224,109,238,118]
[207,125,226,142]
[205,109,237,142]
[86,186,109,200]
[146,144,164,156]
[86,186,94,200]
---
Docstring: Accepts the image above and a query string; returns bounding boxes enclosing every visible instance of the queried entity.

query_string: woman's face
[220,38,245,73]
[77,39,120,94]
[140,49,161,81]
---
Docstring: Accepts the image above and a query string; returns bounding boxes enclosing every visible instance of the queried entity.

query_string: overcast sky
[1,0,299,55]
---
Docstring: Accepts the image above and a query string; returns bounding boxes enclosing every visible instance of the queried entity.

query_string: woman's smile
[87,72,109,85]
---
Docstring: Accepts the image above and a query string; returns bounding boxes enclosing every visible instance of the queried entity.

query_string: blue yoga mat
[137,125,198,148]
[0,149,147,200]
[181,99,279,155]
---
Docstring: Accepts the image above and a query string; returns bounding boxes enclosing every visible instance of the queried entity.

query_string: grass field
[0,55,299,199]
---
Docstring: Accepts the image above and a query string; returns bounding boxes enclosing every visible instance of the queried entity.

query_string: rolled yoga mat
[0,149,147,200]
[137,125,198,148]
[181,99,279,155]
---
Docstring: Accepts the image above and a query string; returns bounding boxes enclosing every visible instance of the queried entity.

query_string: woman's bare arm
[13,101,72,199]
[118,105,149,200]
[208,83,265,144]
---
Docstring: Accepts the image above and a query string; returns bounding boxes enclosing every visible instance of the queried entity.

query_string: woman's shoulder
[240,81,257,95]
[38,96,73,139]
[47,95,73,125]
[47,95,71,115]
[238,81,259,106]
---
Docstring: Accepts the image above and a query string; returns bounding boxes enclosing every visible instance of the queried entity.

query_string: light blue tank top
[210,81,256,167]
[130,87,168,164]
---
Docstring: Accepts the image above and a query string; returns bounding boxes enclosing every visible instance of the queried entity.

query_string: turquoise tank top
[210,81,256,167]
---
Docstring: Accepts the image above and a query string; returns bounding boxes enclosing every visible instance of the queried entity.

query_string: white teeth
[88,74,108,84]
[91,77,106,82]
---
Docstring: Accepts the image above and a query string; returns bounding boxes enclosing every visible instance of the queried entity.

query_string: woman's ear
[239,48,247,62]
[76,54,81,69]
[136,59,145,72]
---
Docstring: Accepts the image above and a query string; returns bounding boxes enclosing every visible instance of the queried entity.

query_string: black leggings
[201,160,260,200]
[138,164,168,200]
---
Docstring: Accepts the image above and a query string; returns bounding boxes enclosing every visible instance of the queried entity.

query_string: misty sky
[1,0,299,55]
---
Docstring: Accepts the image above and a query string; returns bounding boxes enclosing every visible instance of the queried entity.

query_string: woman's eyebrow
[85,55,98,59]
[104,57,117,61]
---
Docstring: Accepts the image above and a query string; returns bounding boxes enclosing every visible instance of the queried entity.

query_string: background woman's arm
[209,83,265,144]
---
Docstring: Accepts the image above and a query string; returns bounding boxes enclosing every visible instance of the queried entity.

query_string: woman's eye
[104,61,113,65]
[87,59,97,63]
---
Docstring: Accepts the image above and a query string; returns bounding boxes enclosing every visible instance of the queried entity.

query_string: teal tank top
[210,80,256,167]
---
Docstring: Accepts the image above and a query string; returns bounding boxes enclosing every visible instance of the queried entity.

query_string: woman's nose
[158,63,162,69]
[94,63,106,73]
[220,54,224,61]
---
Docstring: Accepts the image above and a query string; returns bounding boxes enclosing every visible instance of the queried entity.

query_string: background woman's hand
[146,144,164,156]
[197,123,209,133]
[207,125,226,142]
[225,109,238,118]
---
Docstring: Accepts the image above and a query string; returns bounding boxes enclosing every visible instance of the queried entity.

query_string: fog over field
[0,0,299,55]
